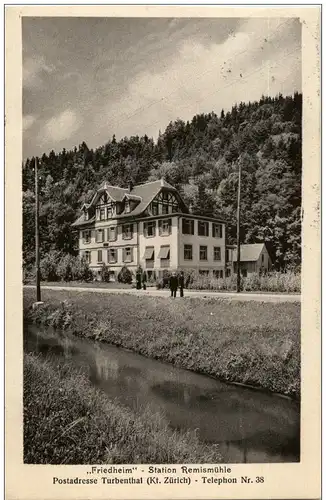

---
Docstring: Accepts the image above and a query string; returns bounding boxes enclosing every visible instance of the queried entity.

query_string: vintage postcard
[5,4,321,500]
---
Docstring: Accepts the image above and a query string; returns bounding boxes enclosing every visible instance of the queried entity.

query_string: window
[143,246,154,260]
[159,218,171,236]
[125,201,130,213]
[144,221,156,237]
[96,229,105,243]
[108,226,117,242]
[82,230,91,244]
[213,223,223,238]
[226,249,233,263]
[97,250,103,263]
[108,248,117,263]
[151,201,158,215]
[199,270,209,276]
[84,251,91,263]
[158,245,170,259]
[99,193,108,205]
[122,224,133,240]
[184,244,193,260]
[226,268,231,278]
[99,208,106,221]
[214,246,221,261]
[162,204,169,215]
[200,245,207,261]
[198,221,209,237]
[214,270,224,279]
[123,247,133,263]
[182,218,194,235]
[107,205,113,219]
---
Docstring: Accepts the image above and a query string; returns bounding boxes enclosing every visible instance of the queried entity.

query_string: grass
[24,288,301,398]
[24,353,221,464]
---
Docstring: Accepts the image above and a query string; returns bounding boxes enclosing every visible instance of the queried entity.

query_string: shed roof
[232,243,265,262]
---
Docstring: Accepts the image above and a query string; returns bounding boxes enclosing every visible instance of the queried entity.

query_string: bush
[71,256,94,282]
[100,263,110,282]
[188,271,300,293]
[56,254,74,281]
[39,252,94,283]
[40,250,62,281]
[23,267,36,284]
[117,266,133,284]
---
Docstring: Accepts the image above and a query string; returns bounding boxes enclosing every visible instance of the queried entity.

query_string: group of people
[135,268,185,298]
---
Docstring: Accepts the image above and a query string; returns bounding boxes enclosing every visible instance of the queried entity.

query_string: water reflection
[24,325,300,464]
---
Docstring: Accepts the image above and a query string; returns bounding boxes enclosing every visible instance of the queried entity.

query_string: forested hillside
[23,92,302,271]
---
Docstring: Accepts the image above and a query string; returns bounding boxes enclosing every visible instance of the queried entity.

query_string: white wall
[178,218,225,272]
[138,216,179,271]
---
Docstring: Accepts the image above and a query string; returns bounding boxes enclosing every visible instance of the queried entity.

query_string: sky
[22,17,301,159]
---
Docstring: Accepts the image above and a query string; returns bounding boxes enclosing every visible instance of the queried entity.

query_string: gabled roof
[232,243,266,262]
[116,179,179,218]
[89,182,128,205]
[72,178,189,226]
[72,215,96,227]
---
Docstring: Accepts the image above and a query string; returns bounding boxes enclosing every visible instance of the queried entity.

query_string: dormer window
[82,206,89,221]
[151,201,158,216]
[125,201,130,214]
[99,193,108,205]
[107,205,113,218]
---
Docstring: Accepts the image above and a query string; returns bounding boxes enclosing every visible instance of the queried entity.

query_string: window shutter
[169,219,172,235]
[123,248,126,262]
[130,247,134,262]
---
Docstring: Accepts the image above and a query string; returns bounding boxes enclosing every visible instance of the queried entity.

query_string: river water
[24,325,300,464]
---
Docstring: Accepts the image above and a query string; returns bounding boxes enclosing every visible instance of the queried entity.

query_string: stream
[24,324,300,464]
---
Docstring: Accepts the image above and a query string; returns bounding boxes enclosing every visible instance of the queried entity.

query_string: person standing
[179,270,185,298]
[142,270,147,290]
[169,271,178,298]
[136,267,142,290]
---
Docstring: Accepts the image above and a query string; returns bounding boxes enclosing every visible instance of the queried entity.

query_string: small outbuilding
[230,243,272,277]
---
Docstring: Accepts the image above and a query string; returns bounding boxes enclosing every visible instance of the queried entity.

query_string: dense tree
[23,92,302,271]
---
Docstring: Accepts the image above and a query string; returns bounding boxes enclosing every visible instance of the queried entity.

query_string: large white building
[72,179,226,280]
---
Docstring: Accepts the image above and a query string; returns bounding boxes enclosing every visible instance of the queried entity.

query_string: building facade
[228,243,272,277]
[72,179,226,280]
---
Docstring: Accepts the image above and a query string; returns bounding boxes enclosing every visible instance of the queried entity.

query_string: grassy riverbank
[24,288,301,398]
[24,353,221,464]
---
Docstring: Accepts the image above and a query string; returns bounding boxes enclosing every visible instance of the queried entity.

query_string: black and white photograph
[5,5,321,500]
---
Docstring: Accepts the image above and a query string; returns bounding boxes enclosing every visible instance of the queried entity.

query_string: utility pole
[236,157,242,293]
[35,157,41,302]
